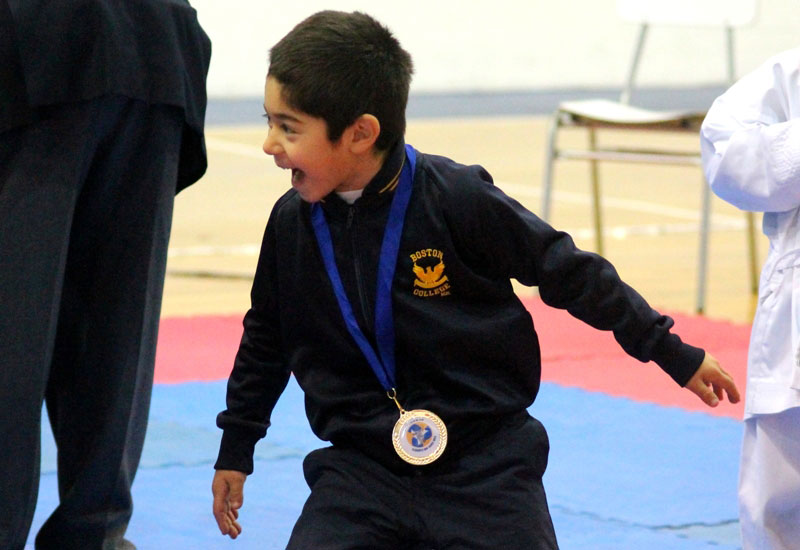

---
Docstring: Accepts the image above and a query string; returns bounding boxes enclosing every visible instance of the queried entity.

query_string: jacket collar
[323,139,406,209]
[361,138,406,200]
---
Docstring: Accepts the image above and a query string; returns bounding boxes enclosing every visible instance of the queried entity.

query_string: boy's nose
[263,132,280,156]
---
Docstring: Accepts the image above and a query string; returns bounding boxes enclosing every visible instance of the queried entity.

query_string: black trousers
[287,413,560,550]
[0,96,182,550]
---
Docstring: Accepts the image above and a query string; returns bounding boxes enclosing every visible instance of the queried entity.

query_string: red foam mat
[153,314,242,384]
[154,298,749,419]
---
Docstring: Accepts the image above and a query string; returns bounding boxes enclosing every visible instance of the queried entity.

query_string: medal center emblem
[406,422,433,448]
[392,409,448,465]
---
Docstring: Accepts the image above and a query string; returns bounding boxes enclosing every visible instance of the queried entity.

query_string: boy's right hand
[212,469,247,539]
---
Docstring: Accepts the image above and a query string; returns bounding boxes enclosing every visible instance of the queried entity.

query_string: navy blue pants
[287,413,560,550]
[0,96,182,550]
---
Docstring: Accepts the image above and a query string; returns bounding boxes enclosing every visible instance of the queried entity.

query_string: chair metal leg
[696,178,712,314]
[588,127,604,256]
[541,113,560,222]
[745,211,759,296]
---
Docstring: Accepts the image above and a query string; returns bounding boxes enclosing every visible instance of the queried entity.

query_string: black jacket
[215,141,704,474]
[0,0,211,191]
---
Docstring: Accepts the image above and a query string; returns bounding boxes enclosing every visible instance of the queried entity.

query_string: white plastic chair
[540,0,760,314]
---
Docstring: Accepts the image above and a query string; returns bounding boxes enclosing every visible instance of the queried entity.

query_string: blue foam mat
[30,378,743,549]
[532,386,742,527]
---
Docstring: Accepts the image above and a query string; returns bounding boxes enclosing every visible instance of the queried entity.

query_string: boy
[700,47,800,550]
[212,10,739,549]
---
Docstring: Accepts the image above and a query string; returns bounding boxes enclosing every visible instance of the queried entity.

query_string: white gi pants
[739,407,800,550]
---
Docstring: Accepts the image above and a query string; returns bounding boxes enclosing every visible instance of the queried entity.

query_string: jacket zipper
[347,206,373,331]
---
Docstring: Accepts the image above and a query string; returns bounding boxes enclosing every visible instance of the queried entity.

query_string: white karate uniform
[700,47,800,550]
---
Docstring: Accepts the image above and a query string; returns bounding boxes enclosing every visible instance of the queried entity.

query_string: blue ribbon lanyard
[310,145,417,395]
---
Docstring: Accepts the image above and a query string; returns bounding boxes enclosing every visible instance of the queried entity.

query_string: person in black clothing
[211,10,739,549]
[0,1,210,549]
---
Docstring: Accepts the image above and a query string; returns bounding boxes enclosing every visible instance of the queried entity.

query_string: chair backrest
[616,0,758,27]
[615,0,759,104]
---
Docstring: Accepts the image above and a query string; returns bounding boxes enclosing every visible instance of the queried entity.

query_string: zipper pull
[346,206,355,229]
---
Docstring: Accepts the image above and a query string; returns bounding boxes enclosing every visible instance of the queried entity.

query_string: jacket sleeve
[700,48,800,213]
[214,207,292,474]
[443,166,704,386]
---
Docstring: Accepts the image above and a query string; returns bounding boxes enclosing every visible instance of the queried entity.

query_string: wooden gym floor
[162,113,764,325]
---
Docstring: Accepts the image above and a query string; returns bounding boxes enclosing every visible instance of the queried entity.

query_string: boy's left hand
[684,352,741,407]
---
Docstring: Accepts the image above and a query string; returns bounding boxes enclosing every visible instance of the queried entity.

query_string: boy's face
[262,76,359,203]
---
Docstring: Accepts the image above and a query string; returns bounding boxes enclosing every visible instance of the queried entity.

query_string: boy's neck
[340,148,389,192]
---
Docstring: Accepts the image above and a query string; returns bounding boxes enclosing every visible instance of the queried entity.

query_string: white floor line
[186,138,749,258]
[496,181,743,225]
[205,136,266,160]
[168,243,261,258]
[206,137,743,225]
[168,219,746,258]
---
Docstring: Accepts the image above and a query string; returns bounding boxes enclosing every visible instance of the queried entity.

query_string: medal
[393,411,447,465]
[388,390,447,465]
[312,145,447,465]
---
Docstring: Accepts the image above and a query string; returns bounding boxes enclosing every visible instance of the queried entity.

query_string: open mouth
[291,168,303,185]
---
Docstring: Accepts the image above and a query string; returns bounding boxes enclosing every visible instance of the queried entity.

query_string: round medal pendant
[391,409,448,465]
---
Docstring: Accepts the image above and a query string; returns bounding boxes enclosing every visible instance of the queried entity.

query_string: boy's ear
[348,114,381,154]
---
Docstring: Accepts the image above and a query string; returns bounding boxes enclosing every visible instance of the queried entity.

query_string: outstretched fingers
[686,352,741,407]
[212,470,246,539]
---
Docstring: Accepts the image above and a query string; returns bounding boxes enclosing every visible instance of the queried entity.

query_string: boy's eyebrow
[263,106,303,124]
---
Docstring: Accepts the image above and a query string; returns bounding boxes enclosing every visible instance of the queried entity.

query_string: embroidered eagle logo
[413,260,448,289]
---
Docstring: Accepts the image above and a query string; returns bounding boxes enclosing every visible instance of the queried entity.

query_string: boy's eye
[263,114,295,135]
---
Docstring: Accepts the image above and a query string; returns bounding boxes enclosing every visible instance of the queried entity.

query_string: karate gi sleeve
[700,49,800,213]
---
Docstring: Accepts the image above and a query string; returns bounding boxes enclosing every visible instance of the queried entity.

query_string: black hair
[268,10,413,151]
